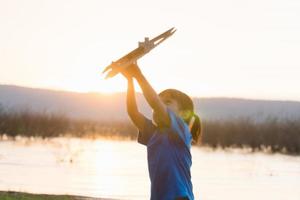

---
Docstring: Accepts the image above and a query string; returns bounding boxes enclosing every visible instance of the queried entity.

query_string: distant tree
[0,103,3,113]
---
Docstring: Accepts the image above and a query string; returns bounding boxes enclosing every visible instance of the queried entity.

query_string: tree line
[0,108,299,154]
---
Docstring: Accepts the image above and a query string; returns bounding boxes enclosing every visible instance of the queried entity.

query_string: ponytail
[188,114,201,144]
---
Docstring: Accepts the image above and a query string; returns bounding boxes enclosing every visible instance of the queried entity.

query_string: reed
[0,108,299,154]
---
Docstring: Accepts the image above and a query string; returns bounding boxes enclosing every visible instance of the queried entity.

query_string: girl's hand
[121,62,142,79]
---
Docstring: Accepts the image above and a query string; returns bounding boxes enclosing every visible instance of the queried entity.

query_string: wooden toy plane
[102,27,176,79]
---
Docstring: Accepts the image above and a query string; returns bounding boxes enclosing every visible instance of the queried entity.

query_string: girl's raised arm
[122,63,170,128]
[133,69,170,128]
[125,76,147,131]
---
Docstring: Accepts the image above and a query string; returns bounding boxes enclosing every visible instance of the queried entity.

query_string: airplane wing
[102,27,176,79]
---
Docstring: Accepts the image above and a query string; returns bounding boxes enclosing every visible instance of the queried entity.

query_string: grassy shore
[0,191,113,200]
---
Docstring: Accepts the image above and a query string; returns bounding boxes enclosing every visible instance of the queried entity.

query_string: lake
[0,137,299,200]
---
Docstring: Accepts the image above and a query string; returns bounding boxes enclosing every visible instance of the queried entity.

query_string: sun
[60,74,127,94]
[97,77,127,94]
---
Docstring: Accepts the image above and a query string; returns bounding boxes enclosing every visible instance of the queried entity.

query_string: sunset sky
[1,0,299,100]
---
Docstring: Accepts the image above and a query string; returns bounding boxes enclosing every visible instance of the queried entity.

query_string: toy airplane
[102,27,176,79]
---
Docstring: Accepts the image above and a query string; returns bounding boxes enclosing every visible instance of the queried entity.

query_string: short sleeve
[166,108,192,147]
[137,117,157,145]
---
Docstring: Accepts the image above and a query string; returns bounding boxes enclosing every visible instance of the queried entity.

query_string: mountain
[1,84,300,121]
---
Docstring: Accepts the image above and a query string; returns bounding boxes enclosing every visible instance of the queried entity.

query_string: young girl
[121,62,201,200]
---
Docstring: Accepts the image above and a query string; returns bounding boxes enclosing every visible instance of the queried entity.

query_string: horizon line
[1,83,300,103]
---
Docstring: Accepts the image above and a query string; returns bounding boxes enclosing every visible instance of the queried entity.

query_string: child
[121,62,201,200]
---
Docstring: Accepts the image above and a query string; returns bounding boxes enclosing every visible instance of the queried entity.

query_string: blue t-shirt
[138,109,194,200]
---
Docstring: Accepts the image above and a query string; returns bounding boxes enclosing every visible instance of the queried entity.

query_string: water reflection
[0,137,299,200]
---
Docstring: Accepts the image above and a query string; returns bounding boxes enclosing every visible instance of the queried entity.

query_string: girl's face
[161,95,180,114]
[152,95,180,126]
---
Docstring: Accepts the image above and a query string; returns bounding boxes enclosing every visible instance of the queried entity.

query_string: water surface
[0,137,299,199]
